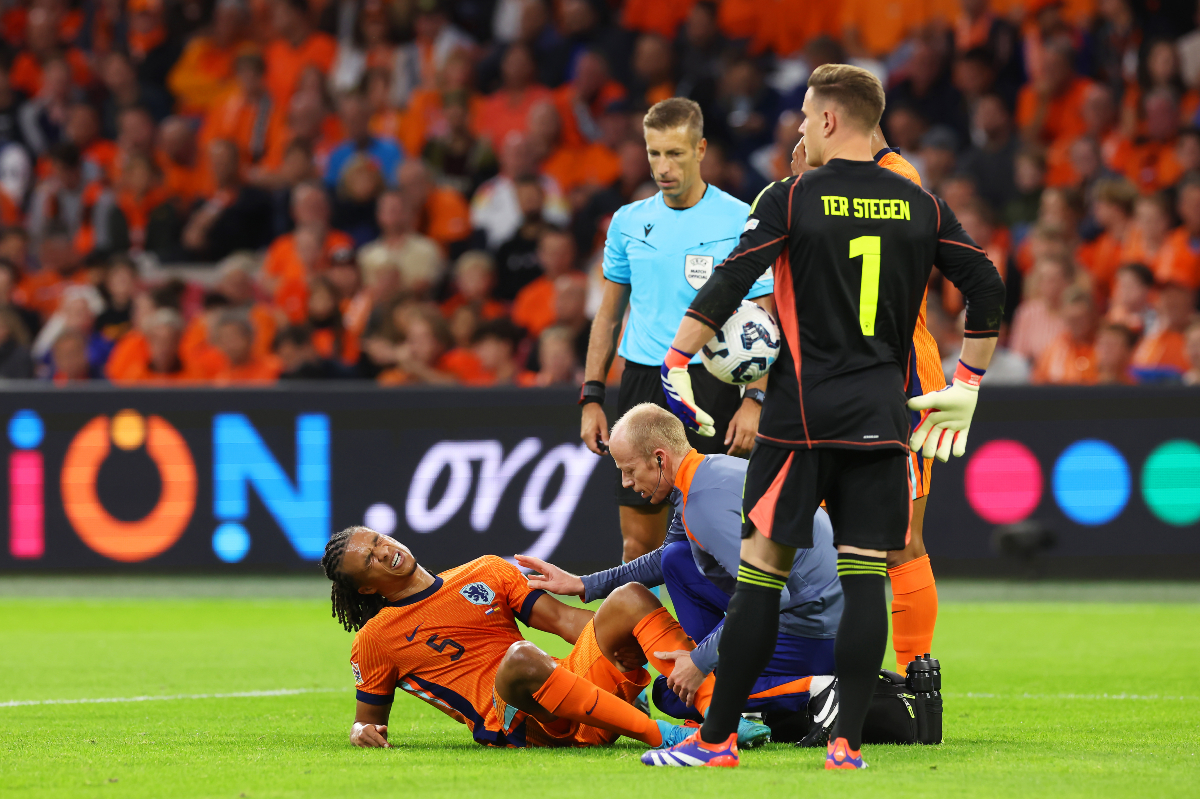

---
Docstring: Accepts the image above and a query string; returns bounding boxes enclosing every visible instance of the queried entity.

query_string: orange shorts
[489,619,650,748]
[908,451,934,501]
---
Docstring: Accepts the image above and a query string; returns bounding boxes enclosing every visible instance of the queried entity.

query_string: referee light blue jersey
[602,185,774,366]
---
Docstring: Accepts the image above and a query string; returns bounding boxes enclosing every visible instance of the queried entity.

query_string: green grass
[1,578,1198,798]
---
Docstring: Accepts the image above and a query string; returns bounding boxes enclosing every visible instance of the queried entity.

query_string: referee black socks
[698,561,785,745]
[833,553,890,750]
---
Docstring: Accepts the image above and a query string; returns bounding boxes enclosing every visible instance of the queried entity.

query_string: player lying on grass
[519,403,843,748]
[320,527,769,750]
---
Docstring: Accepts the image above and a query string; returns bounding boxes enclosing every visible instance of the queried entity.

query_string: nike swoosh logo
[584,692,600,716]
[405,622,423,642]
[891,610,906,615]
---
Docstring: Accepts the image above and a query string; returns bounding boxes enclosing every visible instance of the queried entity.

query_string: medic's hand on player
[661,347,715,437]
[515,555,586,598]
[655,650,706,707]
[351,722,390,748]
[906,361,982,463]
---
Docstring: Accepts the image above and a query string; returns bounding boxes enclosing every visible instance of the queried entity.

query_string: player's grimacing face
[341,529,418,595]
[644,125,704,198]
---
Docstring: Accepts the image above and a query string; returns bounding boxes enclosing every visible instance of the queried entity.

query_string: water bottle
[905,653,943,744]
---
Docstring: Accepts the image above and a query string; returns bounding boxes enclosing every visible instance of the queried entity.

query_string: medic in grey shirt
[517,403,844,736]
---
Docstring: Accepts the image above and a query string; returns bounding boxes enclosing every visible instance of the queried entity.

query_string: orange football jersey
[351,556,547,746]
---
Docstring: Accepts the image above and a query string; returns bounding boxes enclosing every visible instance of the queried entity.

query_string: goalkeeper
[519,403,843,744]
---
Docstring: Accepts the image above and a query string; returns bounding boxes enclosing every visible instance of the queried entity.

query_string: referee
[651,65,1005,769]
[579,98,774,565]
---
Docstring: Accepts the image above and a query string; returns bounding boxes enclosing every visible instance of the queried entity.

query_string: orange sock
[888,554,938,672]
[532,666,662,746]
[632,606,716,716]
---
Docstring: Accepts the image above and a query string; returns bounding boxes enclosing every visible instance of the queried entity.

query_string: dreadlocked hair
[322,526,388,633]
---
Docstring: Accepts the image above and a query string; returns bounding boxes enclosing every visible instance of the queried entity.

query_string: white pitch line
[0,687,347,709]
[951,692,1199,701]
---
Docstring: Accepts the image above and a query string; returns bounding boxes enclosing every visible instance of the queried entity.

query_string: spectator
[552,49,626,148]
[212,310,282,383]
[0,258,41,337]
[19,224,85,320]
[1183,319,1200,386]
[527,99,619,195]
[1017,41,1094,145]
[263,0,337,108]
[49,328,97,382]
[377,304,482,385]
[959,94,1020,214]
[95,257,138,341]
[522,324,579,386]
[1131,282,1197,381]
[1010,254,1074,364]
[1078,178,1138,298]
[28,143,86,243]
[628,34,674,108]
[324,90,403,192]
[1106,263,1156,336]
[1094,322,1137,384]
[673,2,725,113]
[512,226,575,338]
[109,307,204,383]
[276,323,345,379]
[1155,176,1200,291]
[33,283,110,375]
[1123,89,1181,193]
[180,139,273,261]
[421,91,497,197]
[396,159,471,254]
[167,0,250,115]
[358,189,445,298]
[471,316,523,385]
[441,249,507,320]
[17,57,71,156]
[0,308,34,378]
[306,276,358,365]
[331,153,385,246]
[470,131,569,249]
[1004,148,1047,230]
[261,180,353,310]
[98,51,171,135]
[390,0,473,110]
[200,53,277,168]
[1033,287,1097,384]
[493,176,548,299]
[106,153,179,256]
[886,40,968,143]
[252,90,335,193]
[1121,193,1173,274]
[156,117,206,206]
[479,43,552,147]
[915,127,958,194]
[328,0,400,98]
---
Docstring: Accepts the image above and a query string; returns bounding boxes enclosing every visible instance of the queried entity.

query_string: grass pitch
[1,578,1198,799]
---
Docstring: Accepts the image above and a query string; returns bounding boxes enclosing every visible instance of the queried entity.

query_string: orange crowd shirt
[263,32,336,108]
[1016,77,1095,144]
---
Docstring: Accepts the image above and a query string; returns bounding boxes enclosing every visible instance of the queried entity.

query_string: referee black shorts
[741,443,910,551]
[613,361,743,507]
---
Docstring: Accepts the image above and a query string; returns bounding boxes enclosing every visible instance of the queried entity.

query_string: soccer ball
[700,301,781,385]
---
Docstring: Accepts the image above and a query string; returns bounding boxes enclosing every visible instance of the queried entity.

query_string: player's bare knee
[498,641,554,691]
[601,583,661,624]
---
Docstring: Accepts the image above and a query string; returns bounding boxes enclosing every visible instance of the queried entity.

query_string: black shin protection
[698,561,784,744]
[832,554,889,751]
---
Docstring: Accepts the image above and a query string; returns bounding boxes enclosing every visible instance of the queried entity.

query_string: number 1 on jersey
[849,235,881,336]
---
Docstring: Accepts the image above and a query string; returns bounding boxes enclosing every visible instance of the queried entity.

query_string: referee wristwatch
[743,388,766,405]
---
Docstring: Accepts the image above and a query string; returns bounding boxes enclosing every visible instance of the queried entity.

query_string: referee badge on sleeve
[685,254,715,289]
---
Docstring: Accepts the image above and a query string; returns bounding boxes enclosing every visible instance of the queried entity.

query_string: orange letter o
[62,414,197,562]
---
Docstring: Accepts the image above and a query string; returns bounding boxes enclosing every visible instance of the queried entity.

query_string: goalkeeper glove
[906,361,984,462]
[660,347,715,437]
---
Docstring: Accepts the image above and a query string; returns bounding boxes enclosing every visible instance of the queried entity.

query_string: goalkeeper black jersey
[686,159,1005,452]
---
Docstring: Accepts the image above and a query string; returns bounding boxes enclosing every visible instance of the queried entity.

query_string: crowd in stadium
[0,0,1197,386]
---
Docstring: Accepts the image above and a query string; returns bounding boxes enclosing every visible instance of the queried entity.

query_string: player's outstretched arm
[526,592,595,646]
[350,700,392,748]
[514,555,586,597]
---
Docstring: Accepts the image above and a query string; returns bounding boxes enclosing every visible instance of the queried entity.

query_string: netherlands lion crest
[461,582,496,605]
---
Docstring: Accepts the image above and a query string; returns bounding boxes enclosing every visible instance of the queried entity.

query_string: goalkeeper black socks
[698,561,785,745]
[832,553,889,750]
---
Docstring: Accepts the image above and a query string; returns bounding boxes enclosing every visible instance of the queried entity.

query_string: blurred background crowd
[0,0,1197,387]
